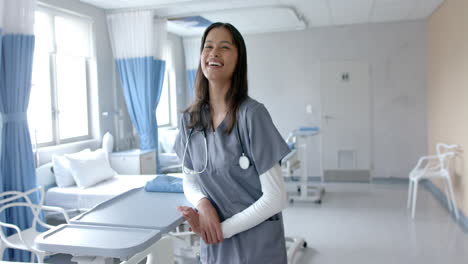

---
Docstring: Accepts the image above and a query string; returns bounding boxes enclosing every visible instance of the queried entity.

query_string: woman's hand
[196,198,224,244]
[176,206,201,234]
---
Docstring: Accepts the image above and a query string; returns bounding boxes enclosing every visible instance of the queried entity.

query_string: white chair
[407,143,460,219]
[0,186,70,263]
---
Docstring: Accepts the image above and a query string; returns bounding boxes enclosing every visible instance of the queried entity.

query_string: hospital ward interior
[1,0,468,263]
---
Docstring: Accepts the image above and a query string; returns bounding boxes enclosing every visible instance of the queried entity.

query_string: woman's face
[200,27,238,83]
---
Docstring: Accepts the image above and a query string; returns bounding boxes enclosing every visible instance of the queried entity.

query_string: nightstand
[109,149,156,175]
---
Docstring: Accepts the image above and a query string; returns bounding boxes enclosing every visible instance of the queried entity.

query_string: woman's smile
[206,59,224,69]
[201,27,238,82]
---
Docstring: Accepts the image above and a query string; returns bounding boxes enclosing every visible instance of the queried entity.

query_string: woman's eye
[222,46,229,49]
[204,46,213,49]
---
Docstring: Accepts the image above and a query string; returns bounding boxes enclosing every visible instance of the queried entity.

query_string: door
[320,61,371,172]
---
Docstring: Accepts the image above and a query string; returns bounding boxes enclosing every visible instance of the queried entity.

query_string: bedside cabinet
[109,149,156,175]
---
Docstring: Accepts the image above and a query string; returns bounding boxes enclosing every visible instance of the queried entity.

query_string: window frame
[156,41,177,128]
[157,69,172,128]
[31,6,94,148]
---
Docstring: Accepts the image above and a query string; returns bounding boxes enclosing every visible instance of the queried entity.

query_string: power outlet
[306,104,313,114]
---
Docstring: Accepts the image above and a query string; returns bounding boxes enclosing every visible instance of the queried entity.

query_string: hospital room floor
[47,181,468,264]
[283,181,468,264]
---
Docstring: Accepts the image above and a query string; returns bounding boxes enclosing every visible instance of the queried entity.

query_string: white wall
[244,20,427,178]
[18,1,427,180]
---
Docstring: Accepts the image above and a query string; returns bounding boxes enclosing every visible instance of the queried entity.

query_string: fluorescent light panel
[79,0,197,9]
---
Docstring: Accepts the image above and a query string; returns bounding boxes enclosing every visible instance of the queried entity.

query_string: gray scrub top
[174,97,290,264]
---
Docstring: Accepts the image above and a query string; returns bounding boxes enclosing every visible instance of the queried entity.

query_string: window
[28,10,93,147]
[156,42,177,127]
[157,70,171,127]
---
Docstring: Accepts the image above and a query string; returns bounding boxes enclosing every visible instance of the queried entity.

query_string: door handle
[322,115,334,124]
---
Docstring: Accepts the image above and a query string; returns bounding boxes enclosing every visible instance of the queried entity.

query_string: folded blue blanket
[144,175,183,193]
[299,126,319,132]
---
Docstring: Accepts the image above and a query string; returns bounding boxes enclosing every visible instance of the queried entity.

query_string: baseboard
[422,180,468,233]
[286,176,410,184]
[285,176,322,182]
[285,173,371,184]
[372,177,409,184]
[324,170,370,183]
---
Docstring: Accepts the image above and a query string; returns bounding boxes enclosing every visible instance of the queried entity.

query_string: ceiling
[79,0,444,36]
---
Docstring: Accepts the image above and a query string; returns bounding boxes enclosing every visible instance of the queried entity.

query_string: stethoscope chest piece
[239,154,250,170]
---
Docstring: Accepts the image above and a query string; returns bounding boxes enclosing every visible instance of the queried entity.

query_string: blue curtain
[186,69,197,102]
[115,57,166,173]
[0,33,40,261]
[0,27,3,194]
[0,24,4,262]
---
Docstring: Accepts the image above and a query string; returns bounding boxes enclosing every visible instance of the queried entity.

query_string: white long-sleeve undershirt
[182,164,288,239]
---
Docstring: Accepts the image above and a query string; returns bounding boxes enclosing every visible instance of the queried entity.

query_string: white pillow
[52,149,91,187]
[102,132,114,153]
[67,148,116,189]
[36,162,55,188]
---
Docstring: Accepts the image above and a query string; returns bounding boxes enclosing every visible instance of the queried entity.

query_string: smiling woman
[174,23,291,264]
[187,23,248,135]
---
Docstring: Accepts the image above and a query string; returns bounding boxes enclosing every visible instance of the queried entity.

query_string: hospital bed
[45,174,156,210]
[159,128,183,173]
[36,187,191,264]
[35,150,306,263]
[37,186,306,264]
[36,160,200,263]
[36,161,158,219]
[159,153,182,173]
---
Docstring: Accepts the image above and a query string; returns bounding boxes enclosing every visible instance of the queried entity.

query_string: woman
[174,22,290,264]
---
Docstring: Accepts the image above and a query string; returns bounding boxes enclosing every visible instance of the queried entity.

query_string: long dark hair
[185,22,248,133]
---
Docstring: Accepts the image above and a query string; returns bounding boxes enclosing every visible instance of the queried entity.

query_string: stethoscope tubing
[182,120,249,174]
[182,128,208,175]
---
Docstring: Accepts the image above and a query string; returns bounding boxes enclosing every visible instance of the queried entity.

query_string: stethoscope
[182,120,250,175]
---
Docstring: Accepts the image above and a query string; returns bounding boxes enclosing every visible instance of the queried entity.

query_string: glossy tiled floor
[46,181,467,264]
[284,182,468,264]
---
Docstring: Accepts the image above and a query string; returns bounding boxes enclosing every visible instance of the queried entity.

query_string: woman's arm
[221,163,288,239]
[182,170,224,244]
[182,170,207,207]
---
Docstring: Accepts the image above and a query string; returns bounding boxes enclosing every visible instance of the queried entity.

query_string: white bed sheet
[45,175,156,210]
[159,153,181,172]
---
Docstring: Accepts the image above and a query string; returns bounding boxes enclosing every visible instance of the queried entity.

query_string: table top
[36,187,190,258]
[71,187,190,232]
[36,224,162,258]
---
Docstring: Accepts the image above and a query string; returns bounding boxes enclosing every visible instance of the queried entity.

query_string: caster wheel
[297,186,301,193]
[303,242,307,248]
[290,198,294,204]
[315,200,322,204]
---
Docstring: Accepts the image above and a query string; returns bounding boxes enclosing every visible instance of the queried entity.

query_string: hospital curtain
[0,0,40,261]
[0,3,4,257]
[183,37,200,103]
[107,11,166,173]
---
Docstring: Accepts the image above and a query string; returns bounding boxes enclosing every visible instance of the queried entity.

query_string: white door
[320,61,371,171]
